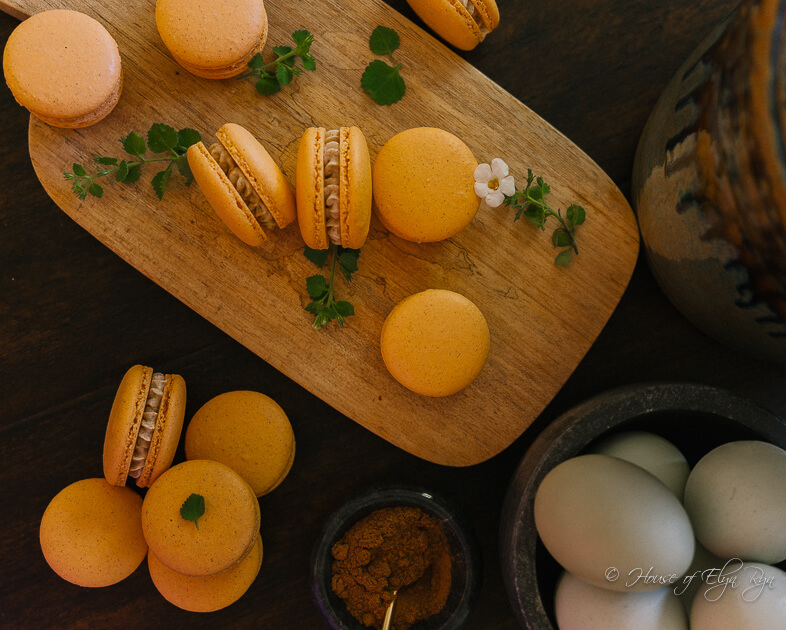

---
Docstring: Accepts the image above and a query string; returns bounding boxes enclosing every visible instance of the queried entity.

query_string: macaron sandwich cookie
[156,0,268,79]
[296,126,373,250]
[103,365,186,488]
[188,123,296,246]
[381,289,490,396]
[373,128,480,243]
[185,391,295,497]
[3,10,122,128]
[406,0,500,50]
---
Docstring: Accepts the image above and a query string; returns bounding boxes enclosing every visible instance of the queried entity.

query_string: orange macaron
[187,123,296,246]
[3,10,122,128]
[185,391,295,497]
[296,126,373,250]
[40,478,148,587]
[142,460,260,577]
[155,0,268,79]
[381,289,490,396]
[406,0,500,50]
[103,365,187,488]
[373,128,480,243]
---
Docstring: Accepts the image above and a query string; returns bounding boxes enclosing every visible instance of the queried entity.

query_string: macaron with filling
[142,460,261,576]
[185,391,295,497]
[155,0,268,79]
[3,10,122,128]
[296,126,372,250]
[148,533,263,612]
[188,123,296,246]
[406,0,500,50]
[40,478,148,587]
[103,364,187,488]
[373,128,479,243]
[381,289,490,396]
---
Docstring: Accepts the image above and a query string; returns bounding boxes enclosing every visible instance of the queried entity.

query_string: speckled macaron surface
[148,533,263,612]
[185,391,295,497]
[142,460,260,576]
[3,10,122,127]
[381,289,490,396]
[372,127,479,242]
[40,478,147,587]
[155,0,268,78]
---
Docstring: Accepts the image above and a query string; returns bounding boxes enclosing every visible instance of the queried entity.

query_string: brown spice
[331,506,452,630]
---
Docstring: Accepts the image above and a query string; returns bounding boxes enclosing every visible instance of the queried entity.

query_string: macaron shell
[405,0,483,50]
[142,460,260,576]
[469,0,500,32]
[296,127,329,250]
[341,126,373,249]
[3,10,122,124]
[40,478,147,587]
[136,374,187,488]
[216,123,297,229]
[373,127,479,242]
[187,142,267,246]
[103,365,153,486]
[381,289,490,396]
[149,533,263,612]
[185,391,295,497]
[155,0,268,77]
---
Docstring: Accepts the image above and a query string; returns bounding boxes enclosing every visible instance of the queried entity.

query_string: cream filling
[209,143,277,230]
[128,372,165,479]
[324,129,342,246]
[459,0,489,37]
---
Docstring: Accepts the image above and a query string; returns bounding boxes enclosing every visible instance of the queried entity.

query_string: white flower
[474,158,516,208]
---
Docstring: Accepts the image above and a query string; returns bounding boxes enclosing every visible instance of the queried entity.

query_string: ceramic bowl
[499,382,786,629]
[311,485,481,630]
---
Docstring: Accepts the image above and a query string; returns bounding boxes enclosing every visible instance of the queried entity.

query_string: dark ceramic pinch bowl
[311,486,481,630]
[499,382,786,630]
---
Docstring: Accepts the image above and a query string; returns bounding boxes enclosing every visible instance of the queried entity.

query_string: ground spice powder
[331,506,452,630]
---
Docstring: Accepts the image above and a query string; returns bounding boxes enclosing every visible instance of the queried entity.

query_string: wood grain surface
[5,1,785,629]
[1,0,637,466]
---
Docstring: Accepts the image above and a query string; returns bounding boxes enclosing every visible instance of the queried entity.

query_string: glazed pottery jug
[632,0,786,362]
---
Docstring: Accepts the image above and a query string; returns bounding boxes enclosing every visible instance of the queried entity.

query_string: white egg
[555,571,688,630]
[534,454,695,592]
[590,431,690,500]
[674,541,723,614]
[683,440,786,563]
[690,561,786,628]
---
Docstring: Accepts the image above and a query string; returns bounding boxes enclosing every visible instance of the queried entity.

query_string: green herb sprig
[180,493,205,530]
[304,244,360,329]
[63,123,201,200]
[504,169,586,265]
[240,29,316,95]
[361,26,406,105]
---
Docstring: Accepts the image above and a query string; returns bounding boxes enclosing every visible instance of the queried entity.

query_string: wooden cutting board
[1,0,639,466]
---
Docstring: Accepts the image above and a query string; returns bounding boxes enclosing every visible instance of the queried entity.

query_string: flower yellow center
[488,178,500,191]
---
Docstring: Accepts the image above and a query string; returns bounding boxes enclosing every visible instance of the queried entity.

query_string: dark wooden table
[2,1,784,628]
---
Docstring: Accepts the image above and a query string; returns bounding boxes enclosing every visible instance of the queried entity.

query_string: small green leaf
[95,156,118,165]
[301,54,316,71]
[176,155,193,184]
[273,45,293,58]
[361,60,406,105]
[124,164,142,184]
[177,128,201,149]
[338,250,359,281]
[63,172,75,180]
[121,131,146,157]
[115,160,129,182]
[88,183,104,198]
[304,301,323,315]
[152,165,174,200]
[73,164,86,177]
[148,123,179,153]
[552,228,572,248]
[248,53,265,69]
[276,64,294,85]
[335,301,355,317]
[180,493,205,529]
[256,75,281,95]
[306,275,328,299]
[292,29,311,47]
[555,248,573,265]
[567,204,586,225]
[304,246,329,267]
[369,25,400,56]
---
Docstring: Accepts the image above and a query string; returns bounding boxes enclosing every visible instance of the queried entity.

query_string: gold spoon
[381,589,399,630]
